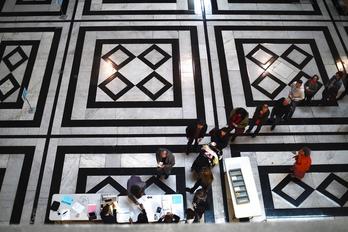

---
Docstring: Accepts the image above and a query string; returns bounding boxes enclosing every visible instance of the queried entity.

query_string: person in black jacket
[185,119,207,155]
[209,127,230,151]
[245,104,269,137]
[269,98,291,131]
[100,204,117,224]
[157,212,180,223]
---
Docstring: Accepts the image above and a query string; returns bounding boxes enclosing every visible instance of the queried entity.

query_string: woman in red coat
[291,147,311,179]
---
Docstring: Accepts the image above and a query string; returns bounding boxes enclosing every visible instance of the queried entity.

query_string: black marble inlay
[138,44,172,70]
[251,71,287,99]
[316,173,348,207]
[16,0,52,4]
[272,174,314,207]
[83,0,195,15]
[63,26,204,127]
[0,168,5,192]
[280,44,313,70]
[246,44,278,70]
[0,73,20,102]
[2,46,28,72]
[98,72,135,101]
[101,44,136,71]
[136,71,173,100]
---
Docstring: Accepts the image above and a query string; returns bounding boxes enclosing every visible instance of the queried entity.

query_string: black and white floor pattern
[0,0,347,226]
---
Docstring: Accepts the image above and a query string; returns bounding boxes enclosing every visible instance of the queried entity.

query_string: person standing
[227,107,249,142]
[127,175,146,205]
[291,147,312,180]
[156,148,175,179]
[209,127,230,151]
[186,167,213,194]
[185,119,207,155]
[269,97,292,131]
[288,80,304,117]
[321,71,344,104]
[245,104,269,137]
[304,75,320,104]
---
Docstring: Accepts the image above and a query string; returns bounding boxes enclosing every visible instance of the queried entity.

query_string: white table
[49,194,102,221]
[117,194,184,223]
[224,157,261,219]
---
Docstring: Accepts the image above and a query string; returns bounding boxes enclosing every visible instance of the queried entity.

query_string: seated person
[129,204,149,224]
[127,175,146,204]
[157,212,180,223]
[100,203,117,224]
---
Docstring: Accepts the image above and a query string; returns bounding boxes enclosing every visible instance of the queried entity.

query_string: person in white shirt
[288,80,304,118]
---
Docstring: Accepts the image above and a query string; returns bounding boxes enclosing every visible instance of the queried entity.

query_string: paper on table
[162,200,171,213]
[87,204,97,213]
[72,202,85,214]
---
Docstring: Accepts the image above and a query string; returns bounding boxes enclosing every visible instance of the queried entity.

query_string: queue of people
[98,72,345,225]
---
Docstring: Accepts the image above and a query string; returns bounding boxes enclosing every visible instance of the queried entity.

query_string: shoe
[251,133,256,138]
[245,130,251,134]
[164,174,169,179]
[230,136,236,142]
[270,125,275,131]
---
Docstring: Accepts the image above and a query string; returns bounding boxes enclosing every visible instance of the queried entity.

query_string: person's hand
[232,123,237,127]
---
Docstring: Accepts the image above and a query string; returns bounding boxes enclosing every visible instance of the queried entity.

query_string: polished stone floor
[0,0,347,225]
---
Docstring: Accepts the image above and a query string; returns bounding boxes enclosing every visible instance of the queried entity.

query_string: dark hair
[301,147,311,156]
[312,75,319,80]
[336,71,344,78]
[163,214,174,223]
[102,205,110,215]
[297,80,303,84]
[186,208,195,220]
[235,108,248,119]
[130,185,143,199]
[137,211,148,223]
[197,119,205,126]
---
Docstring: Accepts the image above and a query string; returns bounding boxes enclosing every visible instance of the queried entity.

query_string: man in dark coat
[269,98,292,131]
[156,148,175,179]
[321,71,344,104]
[185,119,207,155]
[245,104,269,137]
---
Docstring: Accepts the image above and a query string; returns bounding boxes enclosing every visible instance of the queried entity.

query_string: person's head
[130,185,144,199]
[282,98,291,106]
[261,104,269,112]
[311,75,319,82]
[336,71,344,79]
[295,80,303,88]
[163,213,174,223]
[197,119,205,129]
[219,127,230,137]
[102,205,111,216]
[235,107,248,119]
[299,147,311,157]
[160,149,168,159]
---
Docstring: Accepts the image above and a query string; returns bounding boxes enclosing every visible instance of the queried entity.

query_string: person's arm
[237,115,249,128]
[199,124,208,139]
[172,214,180,223]
[113,209,117,223]
[164,152,175,168]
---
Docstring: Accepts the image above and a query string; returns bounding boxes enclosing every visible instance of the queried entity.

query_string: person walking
[269,97,292,131]
[185,119,207,155]
[321,71,344,104]
[245,104,269,137]
[288,80,304,117]
[227,107,249,142]
[291,147,312,180]
[304,75,320,104]
[156,148,175,179]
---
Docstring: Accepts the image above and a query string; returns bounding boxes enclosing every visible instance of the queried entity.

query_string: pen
[62,210,68,215]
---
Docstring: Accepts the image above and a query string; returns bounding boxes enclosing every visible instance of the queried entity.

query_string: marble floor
[0,0,347,225]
